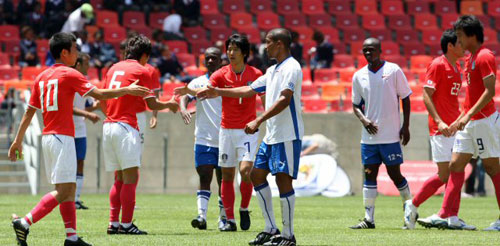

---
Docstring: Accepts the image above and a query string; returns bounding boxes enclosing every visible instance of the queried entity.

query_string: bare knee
[239,162,253,182]
[55,183,76,202]
[483,162,500,177]
[122,167,139,184]
[251,168,268,185]
[221,167,235,181]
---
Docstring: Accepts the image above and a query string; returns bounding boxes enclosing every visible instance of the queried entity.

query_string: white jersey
[352,61,412,144]
[73,93,93,138]
[250,56,304,144]
[188,74,222,147]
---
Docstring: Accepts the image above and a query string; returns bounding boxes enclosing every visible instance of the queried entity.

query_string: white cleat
[417,214,448,229]
[447,216,476,230]
[403,200,418,229]
[218,215,227,230]
[483,219,500,231]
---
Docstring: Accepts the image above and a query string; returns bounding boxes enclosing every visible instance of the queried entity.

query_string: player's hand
[126,80,150,97]
[400,126,410,146]
[448,121,459,136]
[86,112,100,124]
[180,109,192,124]
[149,115,157,129]
[437,121,451,137]
[362,119,378,135]
[167,96,179,113]
[174,84,190,96]
[456,114,471,131]
[244,119,260,134]
[8,141,22,162]
[196,85,218,100]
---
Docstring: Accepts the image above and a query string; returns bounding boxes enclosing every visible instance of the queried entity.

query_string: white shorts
[453,112,500,159]
[430,135,455,163]
[218,128,259,168]
[42,134,77,184]
[103,122,142,171]
[136,111,146,146]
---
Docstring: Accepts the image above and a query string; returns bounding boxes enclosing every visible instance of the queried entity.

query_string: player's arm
[150,90,160,128]
[423,87,451,137]
[145,96,179,112]
[260,94,266,109]
[87,80,150,100]
[85,100,100,112]
[174,84,200,96]
[352,73,377,135]
[400,95,411,146]
[179,95,195,125]
[197,85,257,100]
[8,107,36,161]
[244,89,292,134]
[73,107,100,124]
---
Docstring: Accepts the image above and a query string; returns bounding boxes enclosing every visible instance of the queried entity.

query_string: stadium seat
[343,28,366,43]
[428,44,443,57]
[237,27,261,44]
[301,0,325,15]
[387,15,412,31]
[309,14,332,29]
[414,14,438,31]
[230,13,253,29]
[335,14,359,30]
[3,40,21,57]
[103,26,127,43]
[484,28,498,44]
[326,0,351,15]
[90,0,104,9]
[460,1,483,16]
[249,0,272,14]
[222,0,246,15]
[256,12,281,31]
[276,0,300,15]
[284,13,307,29]
[302,67,312,84]
[87,67,99,81]
[314,68,337,84]
[301,84,320,100]
[354,0,378,15]
[321,83,345,101]
[203,14,227,30]
[0,53,10,68]
[316,26,339,42]
[422,29,443,46]
[177,53,197,68]
[0,67,18,80]
[200,0,219,15]
[85,25,99,42]
[350,41,364,56]
[338,69,356,83]
[410,55,433,74]
[122,11,146,29]
[96,10,119,27]
[434,1,456,15]
[35,39,49,56]
[302,40,316,60]
[486,44,500,56]
[303,99,328,113]
[395,30,419,44]
[210,27,233,42]
[332,42,347,55]
[440,13,460,30]
[0,25,20,41]
[21,66,48,81]
[370,29,392,42]
[478,15,492,29]
[407,1,430,15]
[381,0,404,16]
[385,55,407,69]
[411,99,427,112]
[333,54,355,69]
[132,26,153,38]
[488,1,500,17]
[149,12,169,29]
[357,55,367,68]
[190,40,212,56]
[164,41,188,54]
[184,26,208,41]
[362,14,386,31]
[402,43,426,57]
[291,26,313,42]
[381,41,400,56]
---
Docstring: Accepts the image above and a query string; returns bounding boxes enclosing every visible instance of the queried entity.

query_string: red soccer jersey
[137,63,161,113]
[28,64,95,137]
[102,59,155,129]
[464,46,497,120]
[210,64,262,129]
[424,55,462,136]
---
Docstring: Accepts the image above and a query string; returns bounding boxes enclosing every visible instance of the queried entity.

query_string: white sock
[255,182,277,233]
[109,221,119,227]
[197,190,211,219]
[20,218,30,229]
[363,187,377,223]
[121,222,132,228]
[397,179,412,203]
[280,190,295,239]
[75,175,84,201]
[66,235,78,241]
[218,196,226,219]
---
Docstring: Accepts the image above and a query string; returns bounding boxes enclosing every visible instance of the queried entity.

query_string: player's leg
[237,131,259,231]
[108,171,123,234]
[118,166,146,234]
[218,128,238,231]
[215,167,227,229]
[481,157,500,231]
[192,145,218,230]
[103,123,122,234]
[75,137,88,209]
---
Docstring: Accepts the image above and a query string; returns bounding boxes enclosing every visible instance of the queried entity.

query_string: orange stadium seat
[335,13,359,30]
[402,43,426,57]
[203,14,227,30]
[276,0,300,15]
[3,40,21,57]
[210,27,233,42]
[123,11,146,29]
[21,66,48,81]
[343,28,366,43]
[164,41,188,54]
[387,15,411,31]
[354,0,378,16]
[190,40,212,56]
[434,1,456,15]
[301,0,325,15]
[441,13,460,30]
[407,1,430,15]
[339,69,356,83]
[4,80,31,92]
[321,83,346,101]
[488,1,500,17]
[237,27,261,43]
[370,29,392,42]
[303,99,328,113]
[0,25,20,41]
[230,13,253,29]
[333,54,354,69]
[200,0,219,15]
[149,12,169,29]
[249,0,272,14]
[381,41,400,56]
[410,55,433,74]
[103,26,126,43]
[256,12,281,31]
[484,28,498,44]
[362,14,386,31]
[422,29,443,45]
[316,26,339,42]
[0,67,18,80]
[314,69,337,84]
[309,14,332,29]
[395,30,419,44]
[414,14,438,31]
[96,10,119,27]
[301,84,320,100]
[357,55,367,68]
[381,0,404,16]
[222,0,246,15]
[177,53,196,68]
[460,1,484,16]
[284,13,307,29]
[184,26,207,41]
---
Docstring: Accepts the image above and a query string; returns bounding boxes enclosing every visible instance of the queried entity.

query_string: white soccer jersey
[73,93,93,138]
[188,74,222,147]
[250,56,304,144]
[352,61,412,144]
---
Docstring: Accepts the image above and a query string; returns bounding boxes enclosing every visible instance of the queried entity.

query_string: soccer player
[9,32,150,246]
[349,38,415,230]
[429,15,500,231]
[176,47,227,230]
[403,30,465,229]
[198,28,303,246]
[102,35,179,235]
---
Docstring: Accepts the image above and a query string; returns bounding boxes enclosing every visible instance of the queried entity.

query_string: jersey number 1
[39,79,58,112]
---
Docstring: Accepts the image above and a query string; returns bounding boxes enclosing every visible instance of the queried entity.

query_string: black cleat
[249,229,280,245]
[118,223,148,235]
[107,224,119,234]
[350,218,375,229]
[263,235,296,246]
[191,216,207,230]
[240,210,251,230]
[219,220,237,231]
[75,201,89,210]
[12,215,29,246]
[64,237,92,246]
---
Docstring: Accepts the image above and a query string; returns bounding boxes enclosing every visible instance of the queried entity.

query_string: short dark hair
[313,30,324,43]
[49,32,76,59]
[225,34,250,63]
[120,40,128,51]
[454,15,484,43]
[440,29,458,54]
[126,35,152,60]
[74,53,90,68]
[268,28,292,50]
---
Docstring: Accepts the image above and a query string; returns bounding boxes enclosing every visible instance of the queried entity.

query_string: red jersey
[210,64,262,129]
[137,63,161,113]
[102,59,155,130]
[464,46,497,120]
[424,55,462,136]
[28,64,95,137]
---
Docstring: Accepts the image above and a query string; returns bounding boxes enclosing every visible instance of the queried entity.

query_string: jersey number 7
[39,79,59,112]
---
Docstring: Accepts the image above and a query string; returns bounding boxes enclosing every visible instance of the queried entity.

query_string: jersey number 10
[39,79,58,112]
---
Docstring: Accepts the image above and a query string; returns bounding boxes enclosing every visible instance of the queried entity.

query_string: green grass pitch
[0,194,498,245]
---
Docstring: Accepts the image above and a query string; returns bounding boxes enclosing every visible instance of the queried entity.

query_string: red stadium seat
[440,13,460,30]
[230,13,253,29]
[21,66,48,81]
[292,26,313,42]
[381,0,404,16]
[484,28,498,44]
[356,55,367,68]
[354,0,378,16]
[210,27,233,42]
[428,44,443,57]
[332,42,347,55]
[0,25,20,41]
[177,53,196,68]
[35,39,49,56]
[87,67,99,80]
[381,41,400,56]
[410,55,433,73]
[237,27,261,44]
[488,1,500,17]
[350,41,363,56]
[309,14,332,29]
[326,0,351,15]
[414,14,438,31]
[435,1,457,15]
[486,44,500,56]
[395,30,419,44]
[343,28,366,43]
[96,10,119,27]
[0,67,18,80]
[303,99,328,113]
[477,15,491,29]
[3,40,21,57]
[402,43,426,57]
[184,26,207,41]
[460,1,483,16]
[301,84,320,100]
[362,14,386,31]
[301,0,325,15]
[335,14,359,30]
[203,14,227,30]
[302,40,316,60]
[333,54,354,69]
[407,1,430,15]
[222,0,246,15]
[256,12,280,31]
[411,98,426,112]
[132,26,153,38]
[164,41,188,54]
[422,29,443,46]
[284,13,307,29]
[387,15,411,31]
[276,0,300,15]
[370,29,392,42]
[162,82,185,96]
[384,55,407,69]
[250,0,272,14]
[122,11,146,29]
[316,26,339,42]
[200,0,219,15]
[339,69,356,83]
[314,69,337,84]
[190,40,212,56]
[0,53,10,68]
[302,67,312,84]
[90,0,104,9]
[149,12,169,30]
[103,26,126,43]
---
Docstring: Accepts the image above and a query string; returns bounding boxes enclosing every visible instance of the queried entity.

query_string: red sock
[412,174,445,207]
[59,201,77,238]
[24,193,59,225]
[221,180,235,220]
[240,181,253,209]
[109,180,123,223]
[120,183,137,224]
[438,172,464,218]
[491,172,500,209]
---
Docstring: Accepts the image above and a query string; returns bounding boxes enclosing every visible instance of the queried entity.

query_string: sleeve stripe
[143,95,156,99]
[28,104,40,110]
[252,86,266,93]
[423,85,436,90]
[82,86,96,97]
[483,73,495,80]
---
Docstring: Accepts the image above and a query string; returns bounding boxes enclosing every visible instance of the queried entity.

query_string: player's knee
[198,172,212,185]
[250,169,267,185]
[239,165,252,179]
[364,167,378,182]
[55,184,76,201]
[387,169,404,184]
[483,163,500,177]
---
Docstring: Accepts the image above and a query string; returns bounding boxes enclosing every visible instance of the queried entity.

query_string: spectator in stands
[16,0,39,25]
[151,29,165,60]
[163,8,183,40]
[89,30,118,69]
[19,26,39,67]
[150,0,170,12]
[290,31,303,66]
[26,2,46,37]
[61,3,94,34]
[310,30,334,70]
[0,0,15,25]
[156,45,183,83]
[45,0,67,37]
[76,30,91,54]
[247,44,265,73]
[173,0,200,26]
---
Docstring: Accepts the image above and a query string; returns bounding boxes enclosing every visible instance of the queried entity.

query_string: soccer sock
[197,190,211,219]
[23,193,59,228]
[240,181,253,210]
[396,178,412,202]
[59,201,77,241]
[75,174,84,202]
[254,182,278,233]
[363,180,377,223]
[221,180,235,221]
[218,196,226,219]
[412,174,444,207]
[120,182,137,225]
[109,179,123,225]
[491,172,500,210]
[438,171,464,218]
[280,190,295,239]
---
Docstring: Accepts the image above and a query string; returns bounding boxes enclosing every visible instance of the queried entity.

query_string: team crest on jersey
[85,83,92,88]
[221,153,228,163]
[427,80,433,85]
[288,82,295,90]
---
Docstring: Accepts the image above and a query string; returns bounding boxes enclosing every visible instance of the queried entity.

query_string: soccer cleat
[12,215,29,246]
[64,237,92,246]
[118,223,148,235]
[191,216,207,230]
[219,220,237,232]
[107,224,119,235]
[349,218,375,229]
[483,219,500,231]
[249,229,280,245]
[403,200,418,229]
[240,209,251,231]
[218,215,227,230]
[263,235,296,246]
[75,201,89,210]
[417,214,447,229]
[447,216,476,230]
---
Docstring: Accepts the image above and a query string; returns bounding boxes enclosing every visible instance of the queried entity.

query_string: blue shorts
[75,137,87,161]
[254,140,301,179]
[361,142,403,165]
[194,144,219,168]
